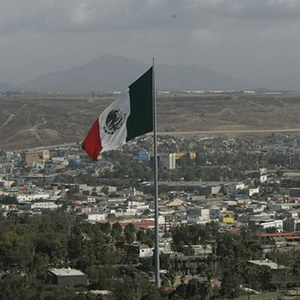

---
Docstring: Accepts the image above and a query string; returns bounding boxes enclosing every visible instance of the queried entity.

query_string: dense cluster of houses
[2,135,300,265]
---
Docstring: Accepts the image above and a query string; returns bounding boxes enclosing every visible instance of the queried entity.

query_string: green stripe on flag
[126,66,153,142]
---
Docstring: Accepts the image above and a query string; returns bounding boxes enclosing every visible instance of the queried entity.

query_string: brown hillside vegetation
[1,92,300,150]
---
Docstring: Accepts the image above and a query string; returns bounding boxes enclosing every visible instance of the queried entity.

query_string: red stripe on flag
[82,119,103,161]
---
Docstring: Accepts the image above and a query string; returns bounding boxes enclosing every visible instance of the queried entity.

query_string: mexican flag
[82,67,153,161]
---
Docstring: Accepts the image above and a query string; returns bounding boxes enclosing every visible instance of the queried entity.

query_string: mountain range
[19,55,252,93]
[0,55,299,93]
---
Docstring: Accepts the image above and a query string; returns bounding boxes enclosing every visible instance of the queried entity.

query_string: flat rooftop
[248,260,286,270]
[48,268,85,276]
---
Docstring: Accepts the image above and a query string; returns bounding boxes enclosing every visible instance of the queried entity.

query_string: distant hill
[0,81,17,92]
[20,55,251,93]
[251,71,300,91]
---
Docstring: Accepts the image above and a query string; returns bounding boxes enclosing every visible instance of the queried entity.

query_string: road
[23,128,300,151]
[158,128,300,135]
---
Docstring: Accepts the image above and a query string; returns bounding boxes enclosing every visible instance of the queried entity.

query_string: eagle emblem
[103,109,126,135]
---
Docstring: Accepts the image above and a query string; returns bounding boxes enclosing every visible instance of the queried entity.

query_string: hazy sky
[1,0,300,85]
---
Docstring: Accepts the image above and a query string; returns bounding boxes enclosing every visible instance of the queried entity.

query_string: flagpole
[153,58,160,288]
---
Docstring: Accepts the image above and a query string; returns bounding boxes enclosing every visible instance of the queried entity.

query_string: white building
[139,244,154,258]
[260,174,268,184]
[224,182,245,194]
[260,220,283,232]
[249,187,259,197]
[190,244,213,256]
[248,260,285,270]
[87,213,107,223]
[17,193,50,203]
[159,153,176,170]
[25,202,60,210]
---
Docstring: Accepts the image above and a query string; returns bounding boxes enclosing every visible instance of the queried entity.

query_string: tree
[124,223,136,244]
[112,271,154,300]
[0,231,34,270]
[136,229,154,248]
[98,222,111,234]
[0,195,17,205]
[111,222,123,242]
[221,271,242,299]
[31,253,50,278]
[34,232,68,266]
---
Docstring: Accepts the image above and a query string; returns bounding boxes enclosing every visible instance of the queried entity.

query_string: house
[247,260,289,289]
[139,244,154,258]
[87,213,107,223]
[159,153,176,170]
[166,198,185,207]
[183,244,213,256]
[44,162,56,174]
[25,152,41,168]
[48,268,87,287]
[23,202,60,210]
[17,193,50,203]
[260,220,283,232]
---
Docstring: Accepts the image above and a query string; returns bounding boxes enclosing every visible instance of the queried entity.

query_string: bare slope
[1,92,300,151]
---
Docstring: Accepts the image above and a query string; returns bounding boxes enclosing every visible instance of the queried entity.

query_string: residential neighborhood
[2,134,300,298]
